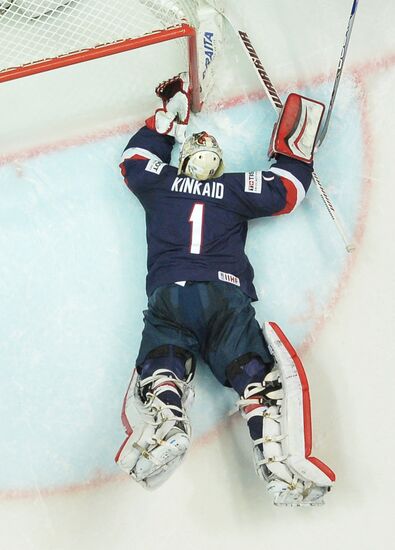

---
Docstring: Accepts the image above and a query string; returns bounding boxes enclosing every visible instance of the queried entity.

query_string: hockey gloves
[269,93,325,163]
[146,72,191,143]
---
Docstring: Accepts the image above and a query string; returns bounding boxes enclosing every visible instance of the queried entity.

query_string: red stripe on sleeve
[273,176,298,215]
[119,154,149,179]
[130,154,149,160]
[119,162,126,177]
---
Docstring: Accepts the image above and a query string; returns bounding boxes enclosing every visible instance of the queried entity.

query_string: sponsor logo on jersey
[245,171,262,193]
[171,177,224,199]
[218,271,240,287]
[145,159,165,175]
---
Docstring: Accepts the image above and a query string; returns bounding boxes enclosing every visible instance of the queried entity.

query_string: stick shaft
[317,0,360,146]
[237,30,354,252]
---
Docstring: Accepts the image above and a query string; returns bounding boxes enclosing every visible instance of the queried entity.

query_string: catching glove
[146,72,191,143]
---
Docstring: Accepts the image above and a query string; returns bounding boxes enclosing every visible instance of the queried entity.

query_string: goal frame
[0,22,201,112]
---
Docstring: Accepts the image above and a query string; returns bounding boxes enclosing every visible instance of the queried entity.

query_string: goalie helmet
[178,132,224,180]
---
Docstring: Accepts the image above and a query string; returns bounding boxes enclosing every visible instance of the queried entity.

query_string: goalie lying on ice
[115,73,335,506]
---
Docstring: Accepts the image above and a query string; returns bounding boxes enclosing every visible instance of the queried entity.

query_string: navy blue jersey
[120,126,313,300]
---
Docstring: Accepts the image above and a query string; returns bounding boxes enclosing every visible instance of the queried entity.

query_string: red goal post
[0,0,218,112]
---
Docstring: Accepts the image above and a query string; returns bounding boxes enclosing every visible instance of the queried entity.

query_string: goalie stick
[237,30,355,253]
[317,0,360,147]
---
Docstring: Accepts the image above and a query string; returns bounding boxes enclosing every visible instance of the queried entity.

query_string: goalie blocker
[269,93,325,163]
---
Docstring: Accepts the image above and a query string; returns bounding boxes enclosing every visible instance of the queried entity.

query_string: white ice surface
[0,1,395,549]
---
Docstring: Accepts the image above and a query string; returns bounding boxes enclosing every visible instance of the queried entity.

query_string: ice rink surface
[0,1,394,549]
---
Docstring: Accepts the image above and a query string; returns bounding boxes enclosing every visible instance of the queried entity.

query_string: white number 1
[189,203,204,254]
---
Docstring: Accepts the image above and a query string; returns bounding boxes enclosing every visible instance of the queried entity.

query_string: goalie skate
[115,368,194,489]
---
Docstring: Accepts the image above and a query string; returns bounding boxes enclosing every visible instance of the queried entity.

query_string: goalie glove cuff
[145,109,187,143]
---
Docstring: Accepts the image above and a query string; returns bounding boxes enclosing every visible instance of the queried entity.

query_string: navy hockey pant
[135,281,273,386]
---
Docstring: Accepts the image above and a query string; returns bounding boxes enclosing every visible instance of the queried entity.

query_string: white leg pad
[115,369,194,489]
[263,321,336,488]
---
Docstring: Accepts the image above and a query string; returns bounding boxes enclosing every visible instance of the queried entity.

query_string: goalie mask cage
[0,0,206,112]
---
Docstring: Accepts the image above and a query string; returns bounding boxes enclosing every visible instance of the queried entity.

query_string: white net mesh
[0,0,224,159]
[0,0,199,74]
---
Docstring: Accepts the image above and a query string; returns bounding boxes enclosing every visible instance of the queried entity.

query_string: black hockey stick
[237,31,354,253]
[317,0,360,147]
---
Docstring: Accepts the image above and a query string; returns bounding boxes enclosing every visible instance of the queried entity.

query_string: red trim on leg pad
[308,457,336,482]
[120,373,136,435]
[268,322,312,456]
[114,433,132,464]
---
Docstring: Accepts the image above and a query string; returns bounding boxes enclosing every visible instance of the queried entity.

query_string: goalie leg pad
[115,355,194,489]
[117,418,190,490]
[263,321,336,488]
[234,325,335,506]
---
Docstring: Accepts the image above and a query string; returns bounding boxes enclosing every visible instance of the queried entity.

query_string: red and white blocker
[270,93,325,163]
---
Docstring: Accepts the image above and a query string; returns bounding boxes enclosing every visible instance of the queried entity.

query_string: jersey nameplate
[171,176,224,199]
[245,171,262,194]
[218,271,240,286]
[145,159,166,175]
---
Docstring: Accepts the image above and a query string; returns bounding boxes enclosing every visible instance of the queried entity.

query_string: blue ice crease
[0,78,363,491]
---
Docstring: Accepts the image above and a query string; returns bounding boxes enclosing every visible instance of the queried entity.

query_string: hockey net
[0,0,222,112]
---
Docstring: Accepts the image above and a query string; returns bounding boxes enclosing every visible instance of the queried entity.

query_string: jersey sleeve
[222,155,314,219]
[119,126,175,193]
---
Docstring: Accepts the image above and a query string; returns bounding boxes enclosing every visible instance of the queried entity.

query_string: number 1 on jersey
[189,203,205,254]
